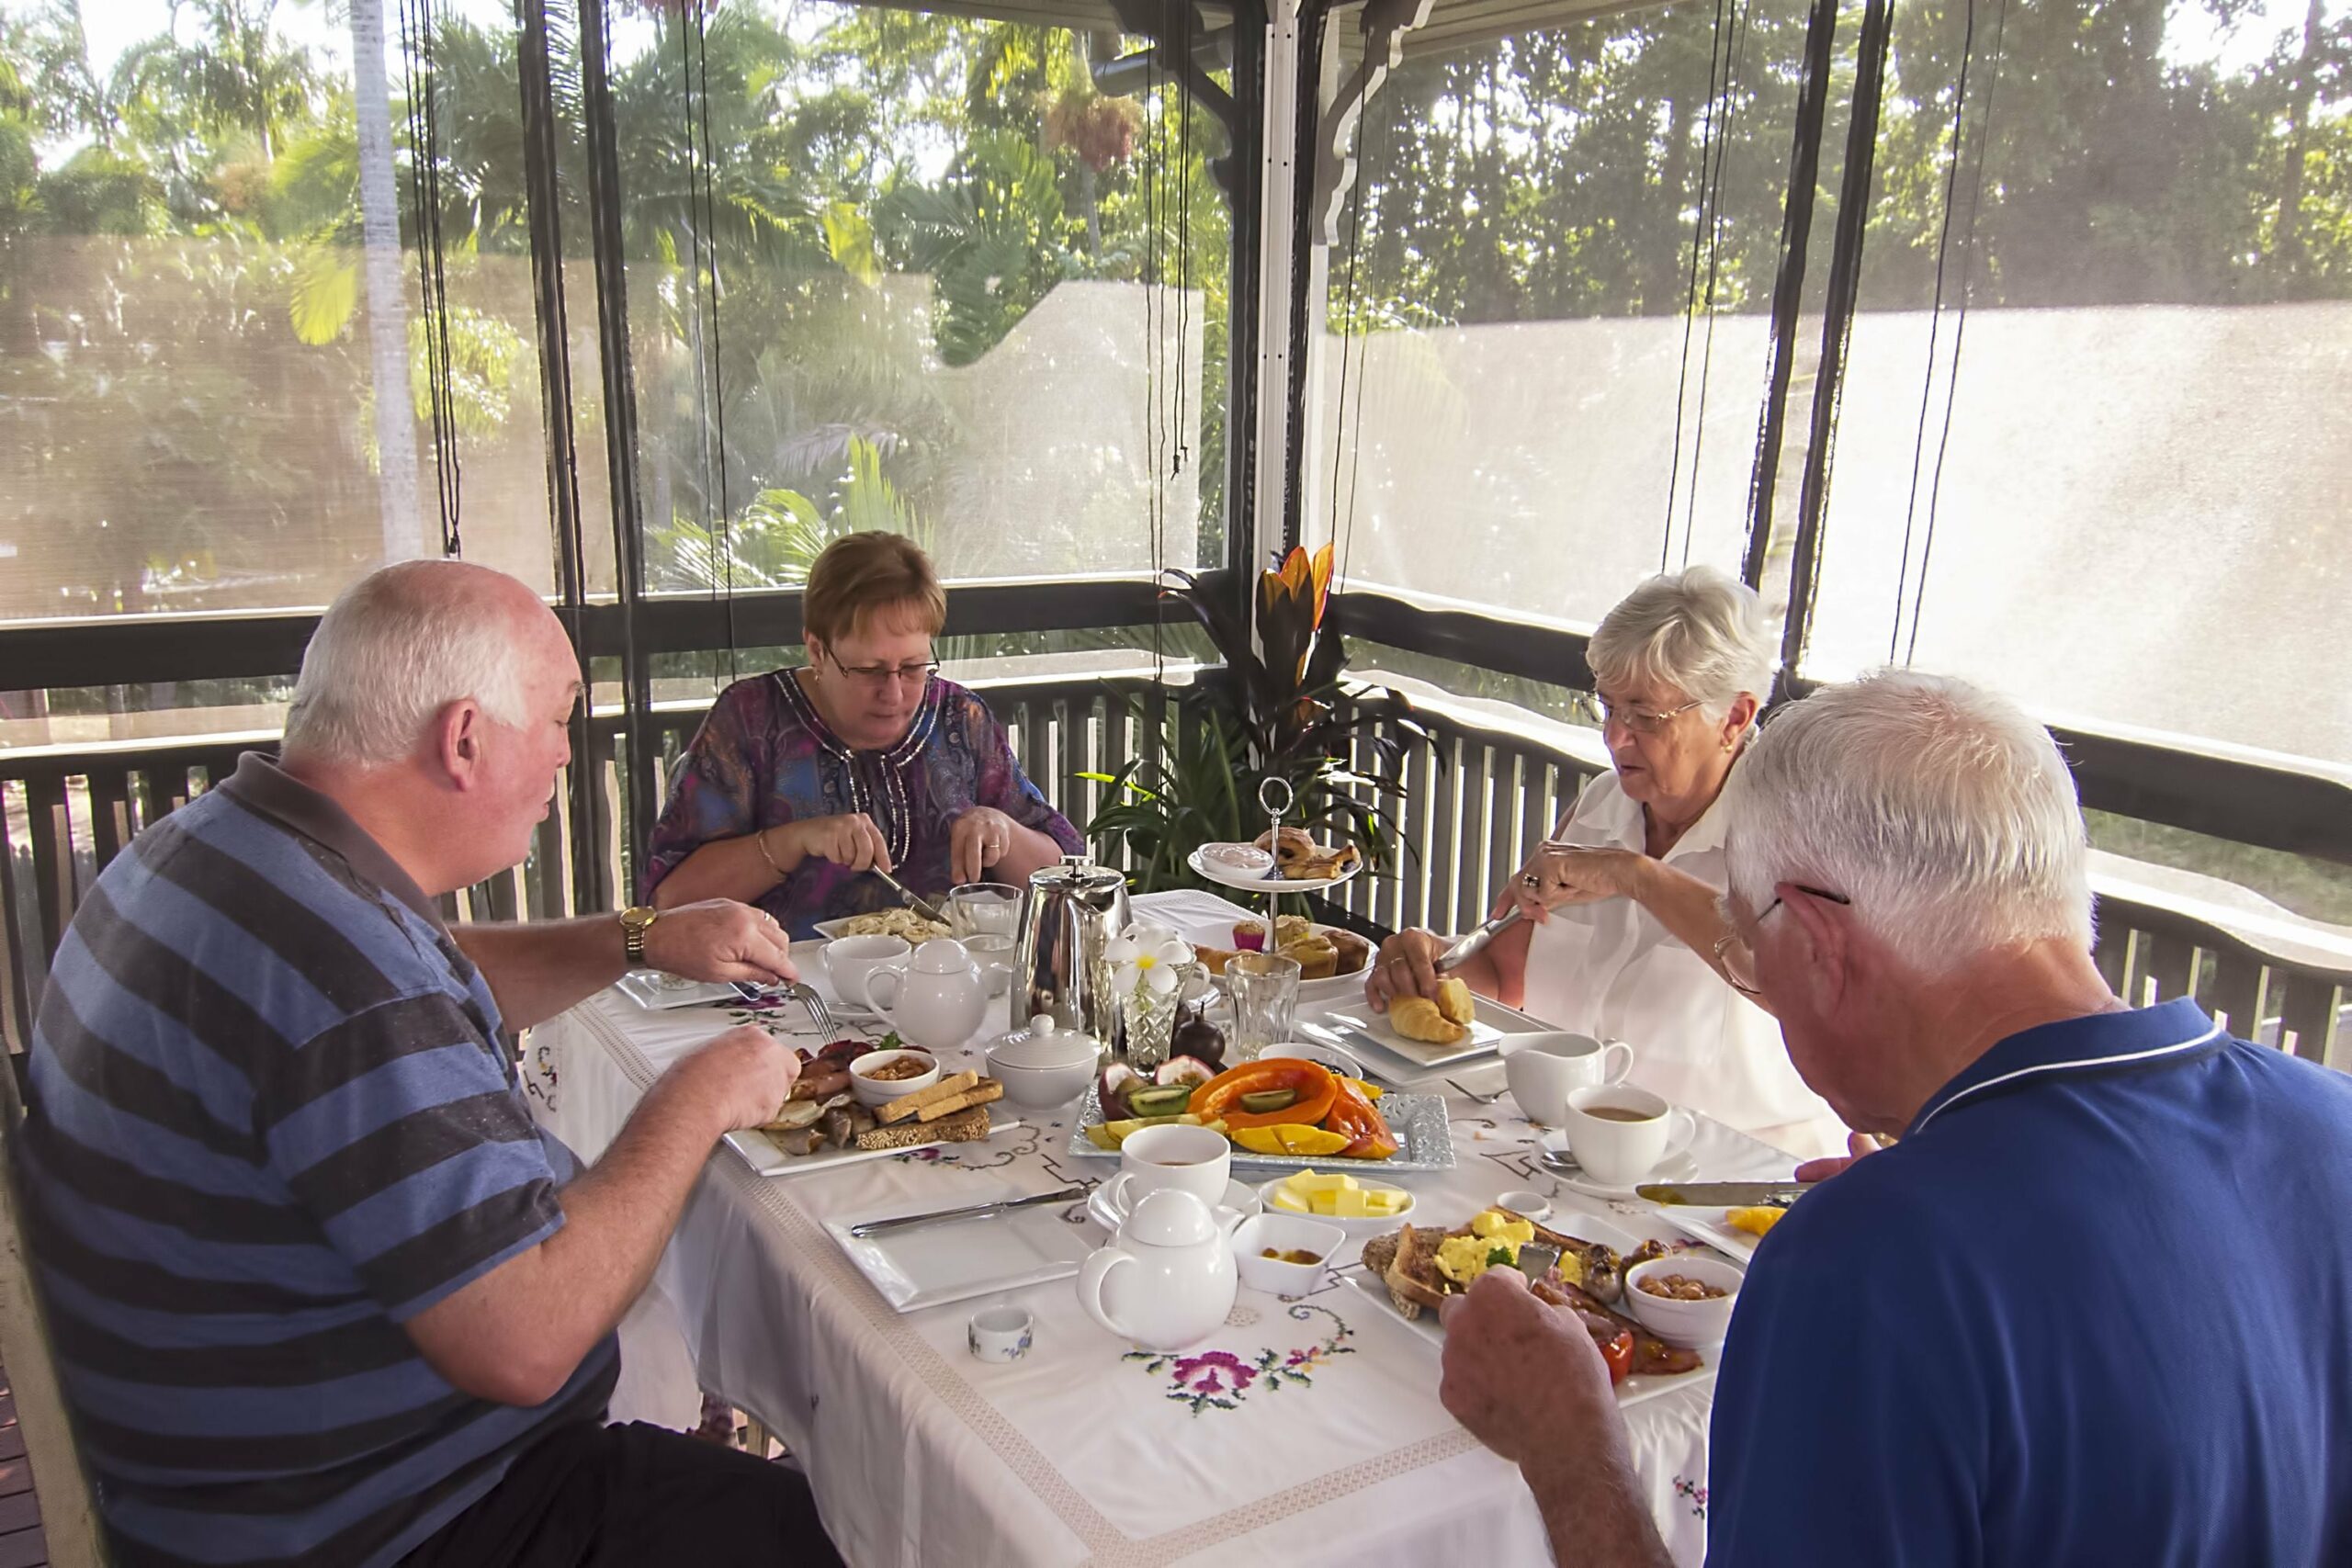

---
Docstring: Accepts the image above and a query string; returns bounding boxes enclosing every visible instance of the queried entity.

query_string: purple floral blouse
[641,670,1084,939]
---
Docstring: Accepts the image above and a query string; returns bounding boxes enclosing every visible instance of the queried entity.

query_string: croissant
[1390,995,1468,1045]
[1436,976,1476,1027]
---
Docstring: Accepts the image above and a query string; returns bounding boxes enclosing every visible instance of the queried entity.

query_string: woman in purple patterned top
[643,534,1083,938]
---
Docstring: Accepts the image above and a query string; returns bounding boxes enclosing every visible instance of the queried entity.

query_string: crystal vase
[1118,985,1182,1075]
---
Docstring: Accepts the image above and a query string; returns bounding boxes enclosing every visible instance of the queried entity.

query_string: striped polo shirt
[19,753,618,1568]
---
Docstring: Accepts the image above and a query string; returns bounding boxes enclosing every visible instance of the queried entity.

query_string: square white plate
[1340,1209,1716,1409]
[812,913,956,943]
[614,971,739,1011]
[1317,1010,1514,1072]
[723,1107,1023,1178]
[825,1183,1099,1311]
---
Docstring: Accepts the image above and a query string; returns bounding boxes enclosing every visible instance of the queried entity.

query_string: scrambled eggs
[1435,1209,1537,1284]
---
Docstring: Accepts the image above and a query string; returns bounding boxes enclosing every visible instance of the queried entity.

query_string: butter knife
[1512,1241,1563,1282]
[846,1183,1088,1239]
[1434,908,1523,972]
[871,867,948,926]
[1634,1180,1815,1207]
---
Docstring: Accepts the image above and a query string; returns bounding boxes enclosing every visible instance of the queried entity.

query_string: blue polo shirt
[1707,998,2352,1566]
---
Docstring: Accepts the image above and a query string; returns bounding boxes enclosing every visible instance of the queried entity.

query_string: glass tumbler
[1227,952,1302,1060]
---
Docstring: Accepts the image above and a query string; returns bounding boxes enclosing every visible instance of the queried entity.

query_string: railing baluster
[0,781,37,1055]
[2278,974,2343,1066]
[1455,744,1491,932]
[2205,949,2263,1041]
[24,773,70,973]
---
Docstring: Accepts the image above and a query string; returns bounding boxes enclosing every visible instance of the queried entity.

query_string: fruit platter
[1067,1054,1457,1173]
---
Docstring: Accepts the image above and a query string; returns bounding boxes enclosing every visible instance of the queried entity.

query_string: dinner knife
[870,867,948,926]
[1634,1180,1815,1207]
[846,1183,1089,1239]
[1433,908,1524,973]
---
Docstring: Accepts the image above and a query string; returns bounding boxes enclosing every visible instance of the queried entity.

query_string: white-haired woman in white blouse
[1365,565,1847,1160]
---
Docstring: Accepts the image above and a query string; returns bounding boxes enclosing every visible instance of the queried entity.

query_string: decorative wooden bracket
[1312,0,1438,243]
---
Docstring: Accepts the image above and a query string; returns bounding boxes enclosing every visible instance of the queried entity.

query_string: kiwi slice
[1125,1085,1194,1119]
[1238,1088,1299,1114]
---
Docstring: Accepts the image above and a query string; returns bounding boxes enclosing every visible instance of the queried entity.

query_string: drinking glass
[947,882,1023,941]
[1227,953,1302,1059]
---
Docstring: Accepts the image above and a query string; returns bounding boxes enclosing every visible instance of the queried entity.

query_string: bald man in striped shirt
[20,561,843,1568]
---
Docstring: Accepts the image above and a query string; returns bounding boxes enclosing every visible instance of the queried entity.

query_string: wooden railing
[6,682,2346,1071]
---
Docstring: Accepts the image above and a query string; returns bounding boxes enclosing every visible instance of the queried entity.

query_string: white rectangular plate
[1647,1206,1762,1264]
[1064,1088,1457,1172]
[723,1108,1023,1178]
[1340,1209,1715,1409]
[825,1185,1099,1311]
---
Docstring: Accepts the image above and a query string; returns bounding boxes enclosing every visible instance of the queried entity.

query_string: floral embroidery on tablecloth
[1673,1475,1708,1518]
[1124,1303,1354,1416]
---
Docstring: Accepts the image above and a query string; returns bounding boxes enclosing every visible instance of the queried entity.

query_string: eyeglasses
[1713,885,1853,998]
[1584,694,1706,736]
[822,648,940,692]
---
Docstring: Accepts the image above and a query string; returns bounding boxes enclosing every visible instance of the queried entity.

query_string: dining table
[522,887,1802,1567]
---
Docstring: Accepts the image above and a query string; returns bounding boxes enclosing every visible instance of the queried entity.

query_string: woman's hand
[1505,843,1645,924]
[779,813,893,875]
[1363,928,1448,1013]
[949,806,1016,886]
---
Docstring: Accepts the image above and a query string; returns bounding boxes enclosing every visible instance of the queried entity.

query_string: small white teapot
[1076,1188,1242,1351]
[865,937,988,1052]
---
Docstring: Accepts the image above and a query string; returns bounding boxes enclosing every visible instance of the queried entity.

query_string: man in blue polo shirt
[1437,671,2352,1565]
[22,560,842,1567]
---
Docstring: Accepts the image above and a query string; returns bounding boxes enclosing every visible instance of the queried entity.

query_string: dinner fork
[786,982,835,1035]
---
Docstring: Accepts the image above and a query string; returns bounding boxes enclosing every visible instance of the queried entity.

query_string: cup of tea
[1559,1086,1696,1188]
[1099,1122,1231,1220]
[823,934,910,1010]
[1501,1032,1635,1124]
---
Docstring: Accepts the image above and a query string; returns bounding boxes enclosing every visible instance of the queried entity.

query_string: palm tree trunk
[350,0,424,560]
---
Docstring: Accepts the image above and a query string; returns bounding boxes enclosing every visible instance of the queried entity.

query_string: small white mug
[967,1305,1033,1362]
[1101,1122,1231,1219]
[1501,1032,1635,1125]
[1560,1086,1696,1188]
[823,934,910,1010]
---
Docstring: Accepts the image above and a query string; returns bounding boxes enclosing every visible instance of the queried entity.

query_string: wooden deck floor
[0,1375,48,1568]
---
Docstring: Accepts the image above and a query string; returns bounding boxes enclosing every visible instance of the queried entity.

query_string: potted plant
[1083,544,1432,903]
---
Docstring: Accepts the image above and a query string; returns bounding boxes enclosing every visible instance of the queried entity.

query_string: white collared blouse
[1518,769,1848,1160]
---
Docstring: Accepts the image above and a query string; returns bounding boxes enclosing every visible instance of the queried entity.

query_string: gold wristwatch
[618,905,660,966]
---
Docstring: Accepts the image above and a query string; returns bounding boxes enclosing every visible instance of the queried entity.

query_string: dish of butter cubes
[1257,1168,1416,1239]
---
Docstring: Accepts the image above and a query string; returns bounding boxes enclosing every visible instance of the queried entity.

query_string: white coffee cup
[1101,1122,1231,1215]
[1501,1032,1635,1125]
[1560,1086,1696,1188]
[823,934,910,1010]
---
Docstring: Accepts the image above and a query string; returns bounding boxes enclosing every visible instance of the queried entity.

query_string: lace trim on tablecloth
[581,1004,1492,1567]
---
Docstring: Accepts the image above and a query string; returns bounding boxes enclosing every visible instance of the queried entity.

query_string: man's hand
[1439,1268,1623,1466]
[949,806,1016,886]
[1794,1129,1887,1183]
[784,813,893,874]
[639,898,798,987]
[663,1023,803,1134]
[1363,927,1447,1013]
[1507,842,1641,924]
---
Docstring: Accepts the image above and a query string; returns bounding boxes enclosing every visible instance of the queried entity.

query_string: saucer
[1539,1130,1700,1200]
[1086,1177,1260,1233]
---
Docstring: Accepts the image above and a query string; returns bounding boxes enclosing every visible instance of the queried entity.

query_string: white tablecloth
[525,889,1798,1567]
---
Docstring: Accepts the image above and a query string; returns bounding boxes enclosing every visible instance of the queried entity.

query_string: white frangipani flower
[1111,922,1193,999]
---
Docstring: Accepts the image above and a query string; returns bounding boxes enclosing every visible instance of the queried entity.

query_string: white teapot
[865,937,988,1052]
[1076,1188,1242,1351]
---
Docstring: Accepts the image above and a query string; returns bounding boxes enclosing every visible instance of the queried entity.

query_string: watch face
[621,906,657,930]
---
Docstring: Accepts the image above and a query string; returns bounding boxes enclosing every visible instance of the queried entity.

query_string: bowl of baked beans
[1623,1255,1744,1348]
